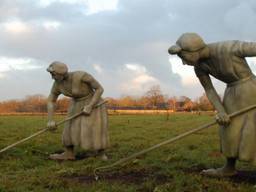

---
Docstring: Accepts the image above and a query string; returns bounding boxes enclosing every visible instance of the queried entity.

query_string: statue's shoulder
[71,71,88,77]
[71,71,93,82]
[208,40,238,48]
[208,40,240,55]
[70,71,90,75]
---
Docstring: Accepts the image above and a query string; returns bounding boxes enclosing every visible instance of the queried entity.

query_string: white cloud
[0,73,6,79]
[246,57,256,74]
[120,63,158,94]
[125,63,146,73]
[169,56,198,86]
[0,57,43,73]
[133,74,157,84]
[38,0,118,15]
[3,20,31,34]
[38,0,84,7]
[38,0,54,7]
[86,0,118,15]
[42,20,62,30]
[93,64,103,74]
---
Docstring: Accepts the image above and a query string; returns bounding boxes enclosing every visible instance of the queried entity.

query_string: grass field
[0,113,256,192]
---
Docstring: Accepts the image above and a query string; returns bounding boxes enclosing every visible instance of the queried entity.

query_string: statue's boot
[201,167,237,177]
[49,148,75,160]
[100,153,108,161]
[95,149,108,161]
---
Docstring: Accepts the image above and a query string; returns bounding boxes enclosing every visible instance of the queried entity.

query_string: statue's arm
[47,83,60,124]
[198,75,230,125]
[198,75,224,113]
[47,93,59,130]
[235,41,256,57]
[47,93,59,121]
[82,74,104,109]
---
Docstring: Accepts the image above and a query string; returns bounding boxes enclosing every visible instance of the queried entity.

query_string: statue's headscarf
[168,33,206,55]
[47,61,68,75]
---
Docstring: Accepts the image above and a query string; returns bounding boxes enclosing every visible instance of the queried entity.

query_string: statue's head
[47,61,68,82]
[168,33,207,66]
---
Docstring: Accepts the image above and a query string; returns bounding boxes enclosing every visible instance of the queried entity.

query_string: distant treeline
[0,95,69,113]
[0,85,214,113]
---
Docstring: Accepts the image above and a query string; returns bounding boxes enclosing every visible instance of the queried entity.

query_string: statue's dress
[50,71,109,150]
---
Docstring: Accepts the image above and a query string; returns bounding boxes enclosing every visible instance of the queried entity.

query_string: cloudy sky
[1,0,256,101]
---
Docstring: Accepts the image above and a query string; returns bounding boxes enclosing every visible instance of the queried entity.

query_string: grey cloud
[0,0,87,22]
[0,0,256,100]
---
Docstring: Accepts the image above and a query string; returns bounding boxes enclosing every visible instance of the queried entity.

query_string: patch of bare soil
[62,169,171,185]
[230,170,256,185]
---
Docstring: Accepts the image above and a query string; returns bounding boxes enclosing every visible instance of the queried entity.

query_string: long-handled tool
[0,100,107,154]
[94,104,256,180]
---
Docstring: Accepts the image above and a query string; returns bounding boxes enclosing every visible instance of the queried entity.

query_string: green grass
[0,114,255,192]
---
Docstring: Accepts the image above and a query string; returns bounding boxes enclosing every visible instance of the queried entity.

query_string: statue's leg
[201,157,237,177]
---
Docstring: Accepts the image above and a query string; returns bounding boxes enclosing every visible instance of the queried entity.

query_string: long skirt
[62,97,109,150]
[221,75,256,164]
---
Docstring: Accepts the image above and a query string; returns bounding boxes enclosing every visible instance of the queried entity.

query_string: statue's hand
[83,104,93,115]
[47,120,57,131]
[215,112,230,126]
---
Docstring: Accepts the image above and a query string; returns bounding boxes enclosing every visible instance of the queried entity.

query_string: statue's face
[178,50,200,66]
[50,72,65,82]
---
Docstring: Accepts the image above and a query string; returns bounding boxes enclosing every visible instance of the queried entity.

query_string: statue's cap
[47,61,68,75]
[168,33,206,55]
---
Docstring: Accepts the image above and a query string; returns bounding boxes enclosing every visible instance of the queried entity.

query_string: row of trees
[107,85,214,111]
[0,95,69,113]
[0,85,214,113]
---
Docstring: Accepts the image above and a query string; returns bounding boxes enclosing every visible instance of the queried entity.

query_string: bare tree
[168,97,178,111]
[196,93,214,111]
[56,97,70,113]
[18,94,47,112]
[144,85,165,109]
